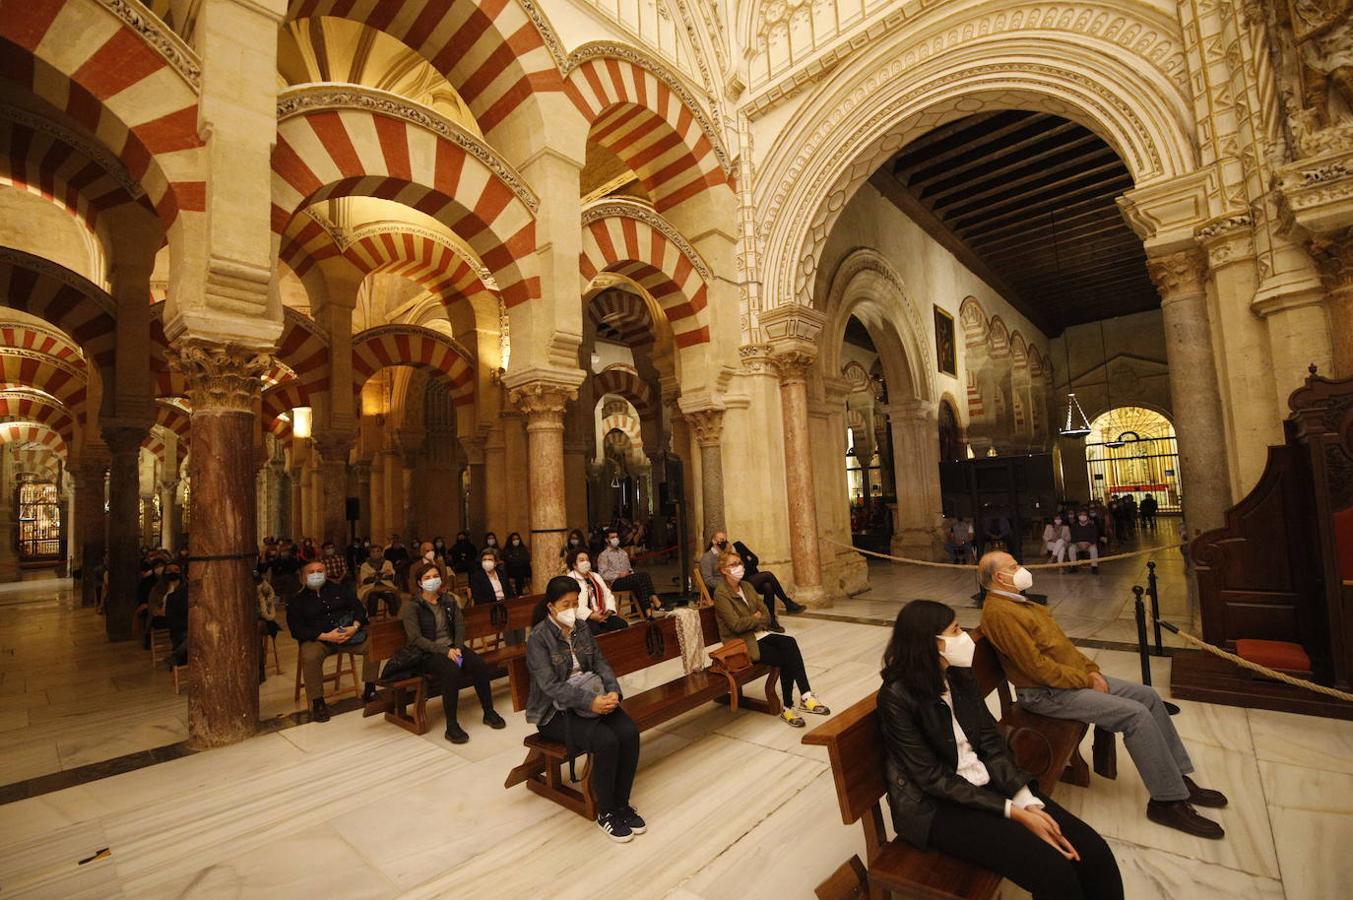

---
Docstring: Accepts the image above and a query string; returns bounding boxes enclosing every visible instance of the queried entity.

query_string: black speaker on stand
[345,497,360,544]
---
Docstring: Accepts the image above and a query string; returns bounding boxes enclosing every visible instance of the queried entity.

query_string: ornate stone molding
[581,198,715,284]
[768,350,816,386]
[736,343,773,375]
[169,341,274,412]
[1195,213,1257,270]
[98,0,201,89]
[276,85,539,214]
[348,222,500,291]
[0,346,85,380]
[0,248,117,316]
[0,106,144,199]
[355,323,477,365]
[1146,250,1209,300]
[1276,147,1353,237]
[563,42,732,177]
[513,0,568,69]
[1309,227,1353,292]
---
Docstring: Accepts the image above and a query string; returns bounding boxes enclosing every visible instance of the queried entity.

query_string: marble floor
[2,548,1350,898]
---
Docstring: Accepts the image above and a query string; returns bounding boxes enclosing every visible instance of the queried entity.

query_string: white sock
[802,691,815,702]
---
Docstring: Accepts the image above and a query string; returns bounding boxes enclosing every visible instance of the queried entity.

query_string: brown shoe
[1184,776,1229,808]
[1146,799,1224,839]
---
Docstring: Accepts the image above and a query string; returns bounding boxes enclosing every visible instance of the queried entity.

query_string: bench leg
[1063,745,1091,788]
[383,685,424,735]
[730,667,783,716]
[411,680,428,735]
[523,753,595,819]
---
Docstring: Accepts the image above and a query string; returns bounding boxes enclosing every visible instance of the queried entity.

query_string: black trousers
[745,571,791,617]
[365,590,400,617]
[587,614,629,635]
[424,647,496,728]
[755,633,811,704]
[610,572,657,606]
[538,707,640,817]
[927,790,1123,900]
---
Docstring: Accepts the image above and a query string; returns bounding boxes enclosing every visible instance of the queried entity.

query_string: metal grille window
[18,481,62,560]
[1084,407,1181,513]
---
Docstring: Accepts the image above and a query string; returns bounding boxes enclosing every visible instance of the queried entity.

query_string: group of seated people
[133,547,190,665]
[1040,508,1110,572]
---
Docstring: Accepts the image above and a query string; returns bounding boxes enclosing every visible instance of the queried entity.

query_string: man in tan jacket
[978,551,1228,840]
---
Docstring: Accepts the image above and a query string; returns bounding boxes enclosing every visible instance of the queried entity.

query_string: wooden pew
[503,605,781,818]
[802,630,1112,899]
[362,594,541,735]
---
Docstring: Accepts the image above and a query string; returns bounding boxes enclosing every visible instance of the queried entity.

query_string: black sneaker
[766,621,786,634]
[619,805,647,834]
[311,699,330,723]
[597,811,634,843]
[444,723,469,744]
[784,600,807,615]
[483,710,506,729]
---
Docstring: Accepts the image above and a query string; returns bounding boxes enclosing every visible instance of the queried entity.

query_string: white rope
[822,536,1167,570]
[1138,607,1353,704]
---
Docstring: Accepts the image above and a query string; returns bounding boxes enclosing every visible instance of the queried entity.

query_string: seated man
[596,528,663,617]
[287,560,379,723]
[977,550,1228,839]
[1067,510,1103,574]
[357,544,400,617]
[321,541,349,586]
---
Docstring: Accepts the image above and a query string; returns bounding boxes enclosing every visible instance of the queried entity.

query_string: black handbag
[380,645,425,682]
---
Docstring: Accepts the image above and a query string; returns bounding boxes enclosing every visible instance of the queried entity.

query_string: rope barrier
[822,536,1168,570]
[628,543,678,563]
[1138,607,1353,704]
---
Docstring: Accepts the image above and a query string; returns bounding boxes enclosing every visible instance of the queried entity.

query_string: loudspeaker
[345,497,360,522]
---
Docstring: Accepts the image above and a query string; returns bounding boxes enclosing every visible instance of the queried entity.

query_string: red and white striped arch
[351,325,475,407]
[0,420,66,458]
[0,350,88,423]
[564,48,732,212]
[593,364,654,418]
[154,398,190,442]
[278,215,347,280]
[0,388,75,446]
[0,248,116,368]
[14,446,61,481]
[271,99,539,307]
[275,307,331,393]
[0,0,205,231]
[600,411,642,448]
[285,0,562,135]
[345,228,499,311]
[587,287,654,346]
[579,206,709,349]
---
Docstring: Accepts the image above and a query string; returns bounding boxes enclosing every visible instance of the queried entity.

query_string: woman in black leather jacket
[877,600,1121,900]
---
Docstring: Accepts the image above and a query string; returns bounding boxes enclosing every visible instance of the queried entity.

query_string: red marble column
[102,425,148,640]
[510,382,576,593]
[770,352,827,606]
[171,341,271,748]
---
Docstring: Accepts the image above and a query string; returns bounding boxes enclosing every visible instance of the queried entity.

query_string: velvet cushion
[1235,639,1312,675]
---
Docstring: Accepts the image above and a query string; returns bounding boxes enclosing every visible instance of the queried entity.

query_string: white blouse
[940,690,1043,817]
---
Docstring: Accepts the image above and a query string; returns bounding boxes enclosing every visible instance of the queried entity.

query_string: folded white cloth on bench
[672,607,709,674]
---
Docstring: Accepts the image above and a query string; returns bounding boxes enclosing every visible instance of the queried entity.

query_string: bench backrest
[463,593,542,643]
[367,619,407,663]
[803,628,1007,826]
[693,567,714,606]
[507,605,723,711]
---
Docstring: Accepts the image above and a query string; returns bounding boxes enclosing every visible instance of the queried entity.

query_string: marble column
[288,465,303,539]
[563,437,590,530]
[141,494,158,548]
[510,380,578,593]
[503,411,530,542]
[170,342,270,748]
[102,425,147,640]
[1310,228,1353,378]
[768,350,827,606]
[368,453,386,542]
[463,435,487,537]
[311,432,353,545]
[884,399,943,559]
[75,450,108,607]
[1147,250,1232,534]
[159,480,180,551]
[684,408,726,537]
[484,423,507,537]
[383,447,406,539]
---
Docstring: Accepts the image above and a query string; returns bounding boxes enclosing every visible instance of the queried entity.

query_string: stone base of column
[892,530,941,563]
[793,583,830,609]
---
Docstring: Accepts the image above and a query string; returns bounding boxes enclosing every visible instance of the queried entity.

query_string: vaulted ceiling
[872,110,1156,335]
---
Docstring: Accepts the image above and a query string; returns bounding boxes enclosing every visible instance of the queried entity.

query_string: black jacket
[733,541,761,577]
[447,540,477,574]
[286,582,369,643]
[468,567,519,605]
[401,592,465,655]
[503,543,532,577]
[165,583,189,644]
[876,669,1032,848]
[524,617,620,726]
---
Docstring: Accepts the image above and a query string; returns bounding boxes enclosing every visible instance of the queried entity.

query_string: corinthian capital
[1146,250,1209,301]
[768,349,817,385]
[169,340,274,412]
[684,408,726,446]
[1310,227,1353,290]
[508,380,576,429]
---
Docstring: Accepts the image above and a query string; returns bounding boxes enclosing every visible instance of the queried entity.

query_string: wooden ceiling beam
[939,159,1130,222]
[920,135,1109,204]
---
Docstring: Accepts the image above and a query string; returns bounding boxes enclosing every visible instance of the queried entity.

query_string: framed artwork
[934,305,957,376]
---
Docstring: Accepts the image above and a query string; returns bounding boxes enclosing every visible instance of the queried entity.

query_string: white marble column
[884,399,943,559]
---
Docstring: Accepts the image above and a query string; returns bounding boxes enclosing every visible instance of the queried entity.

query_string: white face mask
[423,550,435,561]
[608,537,620,547]
[728,565,745,581]
[554,607,577,629]
[512,539,521,547]
[481,559,495,572]
[304,572,326,590]
[939,631,977,668]
[486,538,497,547]
[576,560,591,575]
[421,576,442,593]
[1011,566,1034,592]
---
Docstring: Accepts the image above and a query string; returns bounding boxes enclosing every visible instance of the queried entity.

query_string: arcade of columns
[1,0,1352,747]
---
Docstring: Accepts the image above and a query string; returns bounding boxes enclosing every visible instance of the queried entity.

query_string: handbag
[557,670,605,718]
[334,613,367,647]
[709,638,752,673]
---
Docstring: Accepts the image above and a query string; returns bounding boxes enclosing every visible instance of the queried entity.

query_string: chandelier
[1059,392,1091,438]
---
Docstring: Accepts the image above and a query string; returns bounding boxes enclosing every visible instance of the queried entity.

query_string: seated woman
[527,576,644,843]
[469,547,519,605]
[877,599,1123,900]
[711,549,829,727]
[567,547,628,634]
[502,532,532,596]
[1043,516,1070,564]
[401,561,506,744]
[560,528,587,564]
[357,544,401,616]
[700,531,803,626]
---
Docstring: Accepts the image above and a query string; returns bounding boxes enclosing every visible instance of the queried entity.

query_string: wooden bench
[362,594,542,734]
[802,629,1114,899]
[503,606,781,818]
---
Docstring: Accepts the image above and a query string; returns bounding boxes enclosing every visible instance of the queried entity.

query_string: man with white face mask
[287,561,379,722]
[978,551,1229,840]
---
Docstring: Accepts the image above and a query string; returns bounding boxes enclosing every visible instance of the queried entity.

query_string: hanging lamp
[1099,319,1125,448]
[1052,210,1091,439]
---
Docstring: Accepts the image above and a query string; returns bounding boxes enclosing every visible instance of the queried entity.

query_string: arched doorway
[1085,406,1180,512]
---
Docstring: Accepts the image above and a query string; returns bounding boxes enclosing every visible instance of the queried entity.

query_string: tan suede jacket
[980,591,1100,690]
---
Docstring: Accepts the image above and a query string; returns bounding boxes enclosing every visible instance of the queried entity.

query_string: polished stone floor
[1,549,1349,898]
